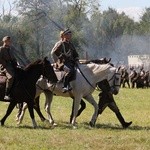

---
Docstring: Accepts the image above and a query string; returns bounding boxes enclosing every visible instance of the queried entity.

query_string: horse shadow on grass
[1,124,55,130]
[95,123,150,131]
[47,122,150,130]
[2,122,150,130]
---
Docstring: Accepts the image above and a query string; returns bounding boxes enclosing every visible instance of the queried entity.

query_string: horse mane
[89,63,114,76]
[78,63,112,77]
[79,58,111,65]
[24,59,42,71]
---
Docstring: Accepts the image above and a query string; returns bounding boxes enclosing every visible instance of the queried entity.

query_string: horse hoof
[89,121,95,127]
[33,126,37,129]
[123,121,132,128]
[17,121,21,125]
[50,123,57,129]
[52,122,58,126]
[48,120,57,126]
[72,125,77,129]
[0,121,4,126]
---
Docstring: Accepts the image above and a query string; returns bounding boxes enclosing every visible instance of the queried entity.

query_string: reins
[76,64,100,91]
[36,83,49,92]
[76,64,120,91]
[108,72,121,88]
[36,77,56,93]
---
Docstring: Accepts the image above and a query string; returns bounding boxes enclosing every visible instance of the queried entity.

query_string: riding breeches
[63,62,75,80]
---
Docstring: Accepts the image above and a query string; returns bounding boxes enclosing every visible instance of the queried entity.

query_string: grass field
[0,88,150,150]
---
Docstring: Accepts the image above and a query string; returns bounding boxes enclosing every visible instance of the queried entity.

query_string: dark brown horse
[0,57,58,128]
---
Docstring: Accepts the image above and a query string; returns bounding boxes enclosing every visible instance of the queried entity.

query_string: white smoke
[117,7,145,22]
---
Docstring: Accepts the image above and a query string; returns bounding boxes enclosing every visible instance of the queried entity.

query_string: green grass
[0,88,150,150]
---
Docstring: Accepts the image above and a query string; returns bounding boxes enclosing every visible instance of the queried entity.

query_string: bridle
[108,71,121,89]
[36,76,56,93]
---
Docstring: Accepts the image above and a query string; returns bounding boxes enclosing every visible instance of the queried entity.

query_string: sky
[100,0,149,21]
[0,0,149,22]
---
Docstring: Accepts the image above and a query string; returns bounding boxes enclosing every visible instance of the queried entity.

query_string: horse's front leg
[16,103,23,121]
[70,99,86,123]
[44,91,56,126]
[77,99,86,117]
[71,95,82,128]
[34,96,46,122]
[27,101,37,128]
[17,103,28,125]
[84,94,98,127]
[0,101,16,126]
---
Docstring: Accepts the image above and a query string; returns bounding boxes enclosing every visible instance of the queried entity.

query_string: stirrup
[4,95,11,101]
[62,86,72,93]
[62,87,69,93]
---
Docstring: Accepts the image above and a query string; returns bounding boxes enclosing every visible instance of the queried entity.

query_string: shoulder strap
[7,47,13,60]
[61,42,66,55]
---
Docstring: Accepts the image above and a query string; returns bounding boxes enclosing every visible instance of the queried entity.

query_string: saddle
[0,67,25,87]
[54,68,66,82]
[50,66,76,85]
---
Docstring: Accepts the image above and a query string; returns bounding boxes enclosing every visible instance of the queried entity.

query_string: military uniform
[51,29,79,92]
[121,69,130,88]
[97,79,132,128]
[0,37,18,100]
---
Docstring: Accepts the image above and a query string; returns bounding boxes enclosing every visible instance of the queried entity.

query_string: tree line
[0,0,150,65]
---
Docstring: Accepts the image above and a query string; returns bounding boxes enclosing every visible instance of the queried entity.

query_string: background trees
[0,0,149,65]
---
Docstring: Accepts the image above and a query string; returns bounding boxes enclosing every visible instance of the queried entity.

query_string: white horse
[17,63,121,128]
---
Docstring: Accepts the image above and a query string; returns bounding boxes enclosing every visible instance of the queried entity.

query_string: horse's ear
[117,66,121,72]
[108,58,111,63]
[104,57,111,63]
[43,57,50,63]
[44,57,48,61]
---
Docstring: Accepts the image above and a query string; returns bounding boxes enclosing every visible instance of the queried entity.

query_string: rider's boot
[62,76,72,93]
[116,112,132,128]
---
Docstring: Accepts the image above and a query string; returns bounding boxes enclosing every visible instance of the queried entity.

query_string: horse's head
[42,57,58,83]
[107,66,121,95]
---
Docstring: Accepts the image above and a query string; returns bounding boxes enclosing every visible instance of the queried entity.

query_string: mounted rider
[0,36,18,101]
[51,29,79,93]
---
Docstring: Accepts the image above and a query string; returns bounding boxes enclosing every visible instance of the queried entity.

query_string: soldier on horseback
[0,36,18,101]
[51,29,79,93]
